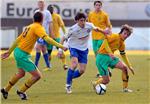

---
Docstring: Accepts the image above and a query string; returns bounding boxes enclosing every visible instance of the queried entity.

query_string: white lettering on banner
[1,0,150,20]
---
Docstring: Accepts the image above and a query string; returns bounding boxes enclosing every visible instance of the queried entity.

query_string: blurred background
[1,0,150,50]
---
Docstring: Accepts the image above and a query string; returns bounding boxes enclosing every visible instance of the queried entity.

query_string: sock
[66,68,74,85]
[5,75,20,92]
[61,54,67,65]
[72,70,81,79]
[43,53,50,68]
[20,77,40,92]
[122,72,129,89]
[35,52,41,67]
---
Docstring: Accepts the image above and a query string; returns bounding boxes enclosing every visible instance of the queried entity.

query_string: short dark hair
[33,12,43,23]
[119,24,133,36]
[75,12,86,21]
[94,1,102,6]
[47,5,54,14]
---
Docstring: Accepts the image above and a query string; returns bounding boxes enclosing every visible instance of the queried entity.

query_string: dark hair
[75,12,86,21]
[47,5,54,14]
[119,24,133,36]
[94,1,102,6]
[33,12,43,22]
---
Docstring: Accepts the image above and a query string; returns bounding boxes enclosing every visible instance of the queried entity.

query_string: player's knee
[16,72,25,78]
[122,65,128,73]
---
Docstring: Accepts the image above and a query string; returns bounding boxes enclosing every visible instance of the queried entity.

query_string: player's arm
[49,22,55,38]
[120,51,134,75]
[43,35,67,51]
[1,34,22,59]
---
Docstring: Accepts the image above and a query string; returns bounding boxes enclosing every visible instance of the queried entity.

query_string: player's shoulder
[101,10,109,16]
[110,33,120,39]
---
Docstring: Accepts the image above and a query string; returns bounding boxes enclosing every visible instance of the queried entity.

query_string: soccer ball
[95,84,106,95]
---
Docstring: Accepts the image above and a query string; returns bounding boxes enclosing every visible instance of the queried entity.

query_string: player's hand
[1,51,10,60]
[108,53,115,59]
[129,67,135,75]
[62,47,68,51]
[103,28,112,35]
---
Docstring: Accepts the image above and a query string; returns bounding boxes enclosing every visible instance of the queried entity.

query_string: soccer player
[34,0,54,70]
[60,12,110,94]
[1,12,67,100]
[47,5,68,70]
[88,0,112,77]
[92,24,135,93]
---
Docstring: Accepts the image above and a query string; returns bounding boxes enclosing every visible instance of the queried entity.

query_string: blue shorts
[37,38,47,45]
[69,48,89,64]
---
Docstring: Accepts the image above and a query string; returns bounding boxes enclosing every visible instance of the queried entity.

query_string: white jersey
[66,22,96,51]
[35,9,52,34]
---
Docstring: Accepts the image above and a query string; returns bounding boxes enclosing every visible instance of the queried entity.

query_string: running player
[1,12,67,100]
[60,12,110,94]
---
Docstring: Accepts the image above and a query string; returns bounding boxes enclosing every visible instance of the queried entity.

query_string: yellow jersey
[88,10,112,40]
[17,22,47,54]
[98,33,125,54]
[52,13,65,38]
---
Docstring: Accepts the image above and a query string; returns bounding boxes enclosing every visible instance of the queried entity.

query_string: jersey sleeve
[65,28,73,39]
[105,14,112,29]
[58,15,64,27]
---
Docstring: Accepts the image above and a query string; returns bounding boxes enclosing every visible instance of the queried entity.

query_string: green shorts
[47,38,60,50]
[92,40,103,56]
[96,54,119,76]
[14,47,37,72]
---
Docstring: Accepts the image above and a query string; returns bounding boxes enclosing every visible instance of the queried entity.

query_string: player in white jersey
[60,12,110,94]
[34,0,54,70]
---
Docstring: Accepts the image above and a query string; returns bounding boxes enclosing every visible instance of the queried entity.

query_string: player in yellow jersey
[47,5,68,70]
[88,0,112,77]
[1,12,67,100]
[92,24,135,93]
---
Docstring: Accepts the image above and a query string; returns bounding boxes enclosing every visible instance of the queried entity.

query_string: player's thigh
[14,48,37,72]
[78,48,89,64]
[96,54,110,76]
[114,61,127,71]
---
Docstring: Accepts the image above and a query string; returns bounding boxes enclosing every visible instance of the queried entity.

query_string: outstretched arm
[120,51,134,75]
[43,35,67,51]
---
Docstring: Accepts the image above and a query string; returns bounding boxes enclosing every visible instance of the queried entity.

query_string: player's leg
[114,61,132,92]
[66,48,78,94]
[92,54,111,90]
[1,68,25,99]
[41,43,51,70]
[47,42,53,61]
[35,41,42,67]
[56,38,68,70]
[72,48,88,79]
[18,69,42,100]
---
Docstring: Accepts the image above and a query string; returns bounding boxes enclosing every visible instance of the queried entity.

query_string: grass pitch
[1,51,150,104]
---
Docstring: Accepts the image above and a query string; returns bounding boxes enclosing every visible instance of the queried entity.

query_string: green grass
[1,54,150,104]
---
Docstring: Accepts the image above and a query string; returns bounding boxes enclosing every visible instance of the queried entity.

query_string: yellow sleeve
[105,15,112,29]
[121,53,132,68]
[8,34,22,54]
[102,39,113,54]
[43,35,64,49]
